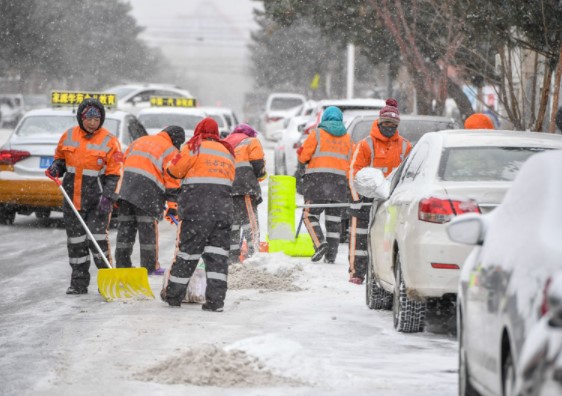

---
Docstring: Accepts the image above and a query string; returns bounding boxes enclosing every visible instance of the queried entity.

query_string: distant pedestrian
[297,106,353,263]
[464,113,494,129]
[348,98,411,284]
[115,125,185,275]
[224,123,266,263]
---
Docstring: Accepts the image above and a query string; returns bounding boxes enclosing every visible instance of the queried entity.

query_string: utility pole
[347,43,355,99]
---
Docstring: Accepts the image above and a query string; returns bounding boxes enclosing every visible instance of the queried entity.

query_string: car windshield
[350,119,455,144]
[439,146,548,182]
[16,115,120,137]
[109,86,137,99]
[138,113,203,131]
[271,97,303,111]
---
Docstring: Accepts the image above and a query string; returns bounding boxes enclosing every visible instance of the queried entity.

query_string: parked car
[0,94,25,128]
[106,83,194,115]
[137,107,206,138]
[274,98,386,177]
[261,92,307,140]
[363,130,562,334]
[447,150,562,396]
[0,107,147,224]
[198,106,239,138]
[347,114,459,144]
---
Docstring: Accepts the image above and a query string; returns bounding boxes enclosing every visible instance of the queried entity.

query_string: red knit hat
[379,98,400,125]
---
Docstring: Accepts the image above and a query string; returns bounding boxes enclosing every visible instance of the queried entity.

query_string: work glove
[164,201,178,224]
[45,160,65,180]
[296,162,307,178]
[97,195,113,216]
[257,171,268,182]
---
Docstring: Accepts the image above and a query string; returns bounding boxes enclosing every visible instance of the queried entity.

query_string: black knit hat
[163,125,186,149]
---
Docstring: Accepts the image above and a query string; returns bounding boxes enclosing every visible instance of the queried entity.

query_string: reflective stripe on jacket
[55,126,122,210]
[349,119,411,201]
[118,131,180,218]
[297,128,352,202]
[230,136,265,196]
[166,139,235,220]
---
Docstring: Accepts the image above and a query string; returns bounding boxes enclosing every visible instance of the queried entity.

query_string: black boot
[66,286,87,295]
[202,302,224,312]
[311,242,328,262]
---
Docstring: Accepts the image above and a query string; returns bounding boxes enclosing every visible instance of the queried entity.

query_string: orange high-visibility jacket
[166,139,235,220]
[55,126,122,210]
[230,136,265,196]
[118,131,181,218]
[298,128,353,202]
[349,119,411,201]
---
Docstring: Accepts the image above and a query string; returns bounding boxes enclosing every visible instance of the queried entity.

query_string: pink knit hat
[379,98,400,125]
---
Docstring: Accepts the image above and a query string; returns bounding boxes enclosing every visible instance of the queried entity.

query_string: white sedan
[365,130,562,334]
[448,150,562,396]
[137,107,206,139]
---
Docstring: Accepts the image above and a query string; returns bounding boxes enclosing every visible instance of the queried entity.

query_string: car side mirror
[297,124,305,133]
[353,168,390,200]
[446,213,486,245]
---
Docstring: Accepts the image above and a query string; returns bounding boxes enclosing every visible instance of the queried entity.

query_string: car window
[399,120,456,145]
[154,90,183,98]
[349,119,375,143]
[128,90,158,104]
[270,97,304,111]
[223,114,233,129]
[111,86,137,98]
[400,142,430,184]
[138,113,204,131]
[16,115,119,136]
[438,146,549,182]
[127,116,148,143]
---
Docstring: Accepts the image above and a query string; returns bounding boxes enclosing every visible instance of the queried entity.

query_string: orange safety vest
[55,126,122,210]
[118,131,180,217]
[349,119,411,200]
[298,128,353,178]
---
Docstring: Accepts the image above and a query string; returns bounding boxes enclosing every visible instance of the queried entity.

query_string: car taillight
[540,277,553,316]
[418,197,480,224]
[266,116,282,123]
[0,150,31,165]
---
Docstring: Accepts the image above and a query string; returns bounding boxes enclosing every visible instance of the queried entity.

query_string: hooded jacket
[54,99,122,210]
[349,119,411,201]
[118,131,182,219]
[298,106,352,202]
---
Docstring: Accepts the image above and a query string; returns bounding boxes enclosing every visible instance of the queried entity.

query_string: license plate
[39,156,54,169]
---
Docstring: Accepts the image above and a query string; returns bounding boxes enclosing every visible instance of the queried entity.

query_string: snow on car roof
[137,107,207,116]
[436,129,562,148]
[319,98,386,107]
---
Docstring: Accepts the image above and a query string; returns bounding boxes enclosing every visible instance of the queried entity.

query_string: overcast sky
[128,0,263,117]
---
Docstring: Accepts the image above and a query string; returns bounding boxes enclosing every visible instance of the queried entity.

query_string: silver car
[448,150,562,395]
[0,107,147,224]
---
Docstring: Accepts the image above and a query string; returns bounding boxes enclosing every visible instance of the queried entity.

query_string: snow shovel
[50,176,154,301]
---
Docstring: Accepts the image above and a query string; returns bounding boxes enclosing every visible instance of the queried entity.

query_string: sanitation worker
[45,98,122,294]
[223,123,266,263]
[464,113,495,129]
[114,125,185,275]
[297,106,353,263]
[161,117,235,311]
[348,98,411,284]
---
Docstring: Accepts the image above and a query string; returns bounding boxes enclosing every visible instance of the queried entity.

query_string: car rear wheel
[393,252,426,333]
[0,205,16,225]
[366,260,392,310]
[459,312,480,396]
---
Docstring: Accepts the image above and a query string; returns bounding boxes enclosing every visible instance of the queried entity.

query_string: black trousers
[302,199,342,262]
[164,217,231,308]
[114,200,159,271]
[63,206,112,290]
[229,195,260,262]
[348,199,373,279]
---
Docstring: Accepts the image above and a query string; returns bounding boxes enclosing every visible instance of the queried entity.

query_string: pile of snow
[228,255,303,292]
[134,344,302,387]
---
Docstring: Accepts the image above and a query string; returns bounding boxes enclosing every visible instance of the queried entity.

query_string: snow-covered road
[0,139,457,395]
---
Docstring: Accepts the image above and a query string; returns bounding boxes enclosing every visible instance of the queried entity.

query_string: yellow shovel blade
[97,268,154,301]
